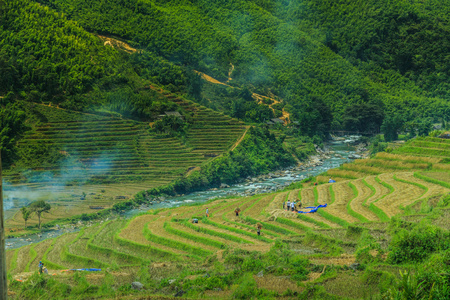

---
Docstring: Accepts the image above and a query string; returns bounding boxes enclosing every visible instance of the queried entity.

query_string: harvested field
[349,179,379,221]
[7,136,450,299]
[422,171,450,183]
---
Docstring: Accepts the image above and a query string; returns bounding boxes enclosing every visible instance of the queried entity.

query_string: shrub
[231,273,277,300]
[387,223,450,264]
[241,256,264,273]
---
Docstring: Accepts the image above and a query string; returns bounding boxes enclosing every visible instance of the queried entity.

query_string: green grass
[317,210,350,228]
[366,177,392,222]
[394,146,450,157]
[41,237,67,270]
[375,176,394,194]
[410,140,450,150]
[114,219,181,260]
[361,179,376,207]
[163,221,226,249]
[329,185,336,205]
[8,249,19,274]
[62,228,108,268]
[143,222,210,258]
[313,187,319,206]
[368,203,390,222]
[87,221,149,265]
[24,245,37,272]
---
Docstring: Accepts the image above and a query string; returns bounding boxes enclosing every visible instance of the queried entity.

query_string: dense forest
[1,0,450,166]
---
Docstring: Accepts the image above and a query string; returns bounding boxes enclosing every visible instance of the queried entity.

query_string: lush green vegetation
[2,0,450,159]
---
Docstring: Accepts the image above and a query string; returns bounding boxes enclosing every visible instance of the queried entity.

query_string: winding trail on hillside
[230,125,250,151]
[195,70,290,123]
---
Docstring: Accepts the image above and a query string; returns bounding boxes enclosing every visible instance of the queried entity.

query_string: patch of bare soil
[98,35,137,53]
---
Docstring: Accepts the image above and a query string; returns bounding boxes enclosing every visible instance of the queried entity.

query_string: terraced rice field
[6,136,450,300]
[8,171,449,275]
[6,94,245,186]
[323,137,450,181]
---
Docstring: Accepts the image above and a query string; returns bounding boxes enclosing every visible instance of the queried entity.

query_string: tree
[29,200,51,229]
[342,102,384,133]
[381,114,404,142]
[186,68,203,100]
[418,120,433,137]
[0,0,5,25]
[20,207,32,229]
[153,115,187,136]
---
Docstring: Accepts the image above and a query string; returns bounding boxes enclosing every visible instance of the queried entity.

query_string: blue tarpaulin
[329,179,336,183]
[70,268,102,272]
[297,204,327,214]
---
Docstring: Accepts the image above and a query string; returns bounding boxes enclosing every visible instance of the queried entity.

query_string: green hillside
[6,136,450,299]
[2,0,450,169]
[4,89,246,185]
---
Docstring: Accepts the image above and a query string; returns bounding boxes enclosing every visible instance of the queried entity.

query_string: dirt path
[227,63,235,83]
[230,125,250,151]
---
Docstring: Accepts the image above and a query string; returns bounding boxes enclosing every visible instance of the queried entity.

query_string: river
[4,137,361,250]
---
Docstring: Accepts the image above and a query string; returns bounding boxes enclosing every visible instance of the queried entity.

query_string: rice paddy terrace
[6,137,450,298]
[3,91,246,230]
[5,93,245,186]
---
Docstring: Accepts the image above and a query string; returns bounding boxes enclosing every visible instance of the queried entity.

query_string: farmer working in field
[206,207,209,217]
[286,200,290,211]
[39,261,44,275]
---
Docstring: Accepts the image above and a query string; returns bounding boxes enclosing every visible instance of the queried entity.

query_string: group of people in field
[38,261,48,275]
[283,200,301,212]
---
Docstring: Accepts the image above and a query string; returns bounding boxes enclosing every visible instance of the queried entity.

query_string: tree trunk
[0,148,8,299]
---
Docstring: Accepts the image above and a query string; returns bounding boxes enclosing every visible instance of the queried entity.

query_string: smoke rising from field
[2,151,115,213]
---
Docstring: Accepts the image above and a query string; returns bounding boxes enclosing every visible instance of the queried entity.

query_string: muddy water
[5,139,359,249]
